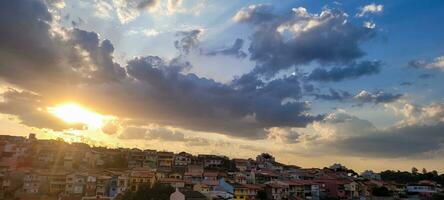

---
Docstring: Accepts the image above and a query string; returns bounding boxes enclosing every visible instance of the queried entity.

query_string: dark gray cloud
[174,29,202,55]
[203,38,247,59]
[335,123,444,158]
[308,60,381,82]
[314,88,351,101]
[418,73,433,79]
[124,56,320,138]
[354,90,403,104]
[400,82,413,86]
[234,5,376,77]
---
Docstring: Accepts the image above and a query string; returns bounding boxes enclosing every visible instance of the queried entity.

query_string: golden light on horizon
[48,103,108,128]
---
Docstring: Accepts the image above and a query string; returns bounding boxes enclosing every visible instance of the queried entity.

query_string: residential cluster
[0,134,442,200]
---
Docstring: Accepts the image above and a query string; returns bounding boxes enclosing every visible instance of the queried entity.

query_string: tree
[372,186,391,197]
[256,190,267,200]
[411,167,418,174]
[117,183,174,200]
[422,168,427,174]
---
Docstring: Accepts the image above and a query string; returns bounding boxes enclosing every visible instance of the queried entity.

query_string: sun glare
[48,103,108,128]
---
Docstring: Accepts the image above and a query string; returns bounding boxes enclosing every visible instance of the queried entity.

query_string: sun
[48,103,108,128]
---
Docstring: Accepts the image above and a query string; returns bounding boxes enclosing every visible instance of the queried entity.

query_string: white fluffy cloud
[357,3,384,17]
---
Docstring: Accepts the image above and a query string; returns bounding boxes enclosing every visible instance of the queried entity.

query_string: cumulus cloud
[174,29,202,55]
[409,56,444,71]
[308,61,382,82]
[234,5,376,77]
[309,110,444,158]
[357,3,384,17]
[232,4,275,24]
[113,0,160,23]
[354,90,403,104]
[266,127,301,144]
[363,21,376,29]
[203,38,247,59]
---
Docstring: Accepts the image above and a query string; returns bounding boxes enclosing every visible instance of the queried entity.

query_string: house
[197,154,228,168]
[160,178,185,188]
[117,173,129,194]
[233,159,249,172]
[65,172,86,196]
[360,170,381,180]
[49,171,68,194]
[95,175,111,196]
[285,180,320,200]
[316,179,359,199]
[0,172,11,198]
[233,183,263,200]
[143,149,157,169]
[406,181,438,194]
[202,172,219,187]
[157,151,174,171]
[265,181,289,200]
[84,175,97,197]
[174,152,193,167]
[184,165,203,184]
[127,150,144,169]
[129,170,156,191]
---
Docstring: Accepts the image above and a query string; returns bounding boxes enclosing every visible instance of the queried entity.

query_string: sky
[0,0,444,173]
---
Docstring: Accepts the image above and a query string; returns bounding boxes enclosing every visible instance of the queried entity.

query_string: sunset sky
[1,0,444,172]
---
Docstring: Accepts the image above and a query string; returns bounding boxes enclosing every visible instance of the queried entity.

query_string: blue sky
[0,0,444,172]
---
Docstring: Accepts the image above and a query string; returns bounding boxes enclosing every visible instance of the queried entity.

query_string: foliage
[117,182,174,200]
[256,190,267,200]
[432,193,444,200]
[105,154,128,169]
[380,169,444,185]
[372,186,392,197]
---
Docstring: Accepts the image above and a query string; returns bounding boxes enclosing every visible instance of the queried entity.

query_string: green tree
[117,183,174,200]
[372,186,391,197]
[256,190,267,200]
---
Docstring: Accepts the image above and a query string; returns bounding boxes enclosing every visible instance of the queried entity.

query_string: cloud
[314,88,351,101]
[335,122,444,158]
[232,4,275,24]
[354,90,403,104]
[118,126,147,139]
[418,73,433,79]
[308,60,382,82]
[94,0,114,19]
[357,3,384,17]
[203,38,247,59]
[0,0,319,139]
[409,56,444,71]
[234,5,376,77]
[0,89,84,131]
[306,110,444,158]
[113,0,160,23]
[174,29,202,55]
[167,0,183,13]
[266,127,301,144]
[363,21,376,29]
[142,28,160,37]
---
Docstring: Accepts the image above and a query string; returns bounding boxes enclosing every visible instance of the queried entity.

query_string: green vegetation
[380,168,444,185]
[116,183,174,200]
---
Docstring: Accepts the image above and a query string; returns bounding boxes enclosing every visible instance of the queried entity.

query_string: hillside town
[0,134,442,200]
